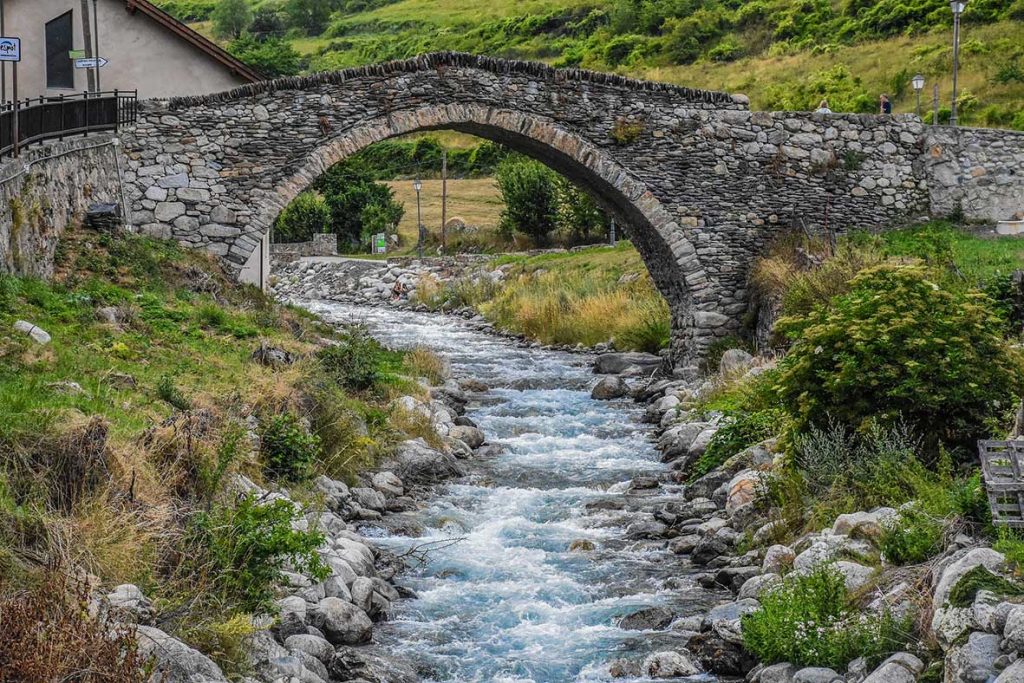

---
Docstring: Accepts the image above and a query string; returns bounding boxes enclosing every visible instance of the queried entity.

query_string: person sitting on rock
[391,280,407,300]
[815,99,832,114]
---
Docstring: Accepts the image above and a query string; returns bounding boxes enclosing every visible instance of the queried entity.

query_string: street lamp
[413,178,423,259]
[950,0,967,127]
[911,73,925,118]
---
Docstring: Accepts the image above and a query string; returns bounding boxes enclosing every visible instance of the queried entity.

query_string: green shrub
[776,265,1024,458]
[691,409,784,480]
[187,494,328,615]
[316,327,389,392]
[879,505,944,565]
[742,565,910,668]
[228,36,304,78]
[274,191,331,243]
[157,375,192,411]
[260,413,320,482]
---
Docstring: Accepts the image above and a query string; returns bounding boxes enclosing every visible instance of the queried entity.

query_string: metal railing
[0,90,137,159]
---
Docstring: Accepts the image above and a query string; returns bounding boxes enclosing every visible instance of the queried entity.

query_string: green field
[159,0,1024,126]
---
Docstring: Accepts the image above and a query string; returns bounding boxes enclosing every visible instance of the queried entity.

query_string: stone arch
[252,103,709,365]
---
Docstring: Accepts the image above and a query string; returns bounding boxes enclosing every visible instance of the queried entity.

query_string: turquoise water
[305,303,713,683]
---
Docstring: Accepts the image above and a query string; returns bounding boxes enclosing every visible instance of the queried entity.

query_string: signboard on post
[0,37,20,62]
[74,57,108,69]
[373,233,387,255]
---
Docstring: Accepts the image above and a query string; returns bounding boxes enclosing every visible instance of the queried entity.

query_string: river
[303,301,717,683]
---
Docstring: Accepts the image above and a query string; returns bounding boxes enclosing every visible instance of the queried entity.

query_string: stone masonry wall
[0,134,124,279]
[116,52,1024,365]
[270,233,339,259]
[925,126,1024,222]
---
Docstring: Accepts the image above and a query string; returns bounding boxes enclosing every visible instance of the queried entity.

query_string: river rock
[642,650,701,678]
[285,634,336,665]
[834,560,876,592]
[386,438,465,485]
[329,647,418,683]
[618,606,674,631]
[136,625,227,682]
[106,583,154,624]
[719,349,754,374]
[449,425,485,448]
[739,573,782,600]
[371,471,404,497]
[309,597,373,645]
[592,376,629,400]
[793,667,843,683]
[13,320,51,344]
[945,632,1000,683]
[759,662,798,683]
[831,508,897,540]
[594,352,663,375]
[762,544,796,573]
[861,653,924,683]
[996,659,1024,682]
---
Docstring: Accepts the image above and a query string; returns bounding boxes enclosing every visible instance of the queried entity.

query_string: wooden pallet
[980,440,1024,528]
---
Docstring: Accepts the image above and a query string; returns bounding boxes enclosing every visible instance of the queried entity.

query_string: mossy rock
[949,565,1024,608]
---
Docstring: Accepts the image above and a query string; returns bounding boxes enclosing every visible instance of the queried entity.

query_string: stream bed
[304,301,717,683]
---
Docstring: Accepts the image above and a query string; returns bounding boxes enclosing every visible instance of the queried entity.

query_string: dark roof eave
[124,0,264,84]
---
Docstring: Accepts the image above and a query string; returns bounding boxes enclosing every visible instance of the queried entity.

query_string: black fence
[0,90,137,159]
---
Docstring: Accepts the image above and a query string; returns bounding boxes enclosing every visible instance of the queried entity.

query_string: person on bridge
[880,94,892,114]
[815,99,832,114]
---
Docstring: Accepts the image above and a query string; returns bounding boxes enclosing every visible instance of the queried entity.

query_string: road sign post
[0,37,21,156]
[74,57,108,70]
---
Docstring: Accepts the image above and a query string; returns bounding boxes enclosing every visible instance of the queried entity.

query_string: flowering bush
[742,566,911,668]
[776,265,1024,458]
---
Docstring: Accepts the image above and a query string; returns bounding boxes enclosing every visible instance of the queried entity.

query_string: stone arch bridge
[120,52,1024,365]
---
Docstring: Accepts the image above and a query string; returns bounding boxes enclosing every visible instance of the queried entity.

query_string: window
[45,11,74,89]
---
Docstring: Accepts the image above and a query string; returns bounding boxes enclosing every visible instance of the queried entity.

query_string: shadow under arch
[252,103,708,364]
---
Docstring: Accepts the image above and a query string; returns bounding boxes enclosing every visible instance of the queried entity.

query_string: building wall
[2,0,247,101]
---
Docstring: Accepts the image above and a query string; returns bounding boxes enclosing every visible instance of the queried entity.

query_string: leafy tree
[250,7,286,38]
[314,157,404,249]
[228,35,304,78]
[274,191,330,243]
[285,0,336,35]
[211,0,253,40]
[555,177,608,244]
[776,264,1024,458]
[496,157,560,246]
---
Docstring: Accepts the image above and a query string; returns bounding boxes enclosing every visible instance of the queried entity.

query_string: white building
[1,0,261,100]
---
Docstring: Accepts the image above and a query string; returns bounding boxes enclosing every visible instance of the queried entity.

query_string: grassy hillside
[0,224,446,670]
[160,0,1024,127]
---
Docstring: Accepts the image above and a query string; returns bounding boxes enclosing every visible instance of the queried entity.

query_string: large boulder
[762,545,796,574]
[136,625,227,682]
[617,606,674,631]
[385,438,465,485]
[944,632,1000,683]
[861,653,924,683]
[719,349,754,374]
[642,650,701,678]
[594,352,663,375]
[309,597,373,646]
[449,425,485,449]
[591,376,630,400]
[831,508,897,540]
[793,668,843,683]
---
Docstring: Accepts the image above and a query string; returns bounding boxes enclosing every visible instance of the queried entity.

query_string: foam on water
[303,302,714,683]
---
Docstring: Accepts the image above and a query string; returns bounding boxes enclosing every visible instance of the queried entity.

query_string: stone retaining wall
[0,134,125,279]
[271,233,339,259]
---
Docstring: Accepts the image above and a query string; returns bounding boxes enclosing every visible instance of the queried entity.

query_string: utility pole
[80,0,95,92]
[440,149,448,253]
[609,217,617,246]
[933,84,940,126]
[950,0,967,127]
[92,0,101,92]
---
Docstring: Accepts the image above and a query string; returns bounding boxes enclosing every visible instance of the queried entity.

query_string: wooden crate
[980,440,1024,528]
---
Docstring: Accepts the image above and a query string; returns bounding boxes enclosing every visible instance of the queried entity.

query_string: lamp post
[413,178,423,259]
[911,73,925,118]
[950,0,967,127]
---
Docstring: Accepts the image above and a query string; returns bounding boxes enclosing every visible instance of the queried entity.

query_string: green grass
[414,241,672,350]
[877,220,1024,283]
